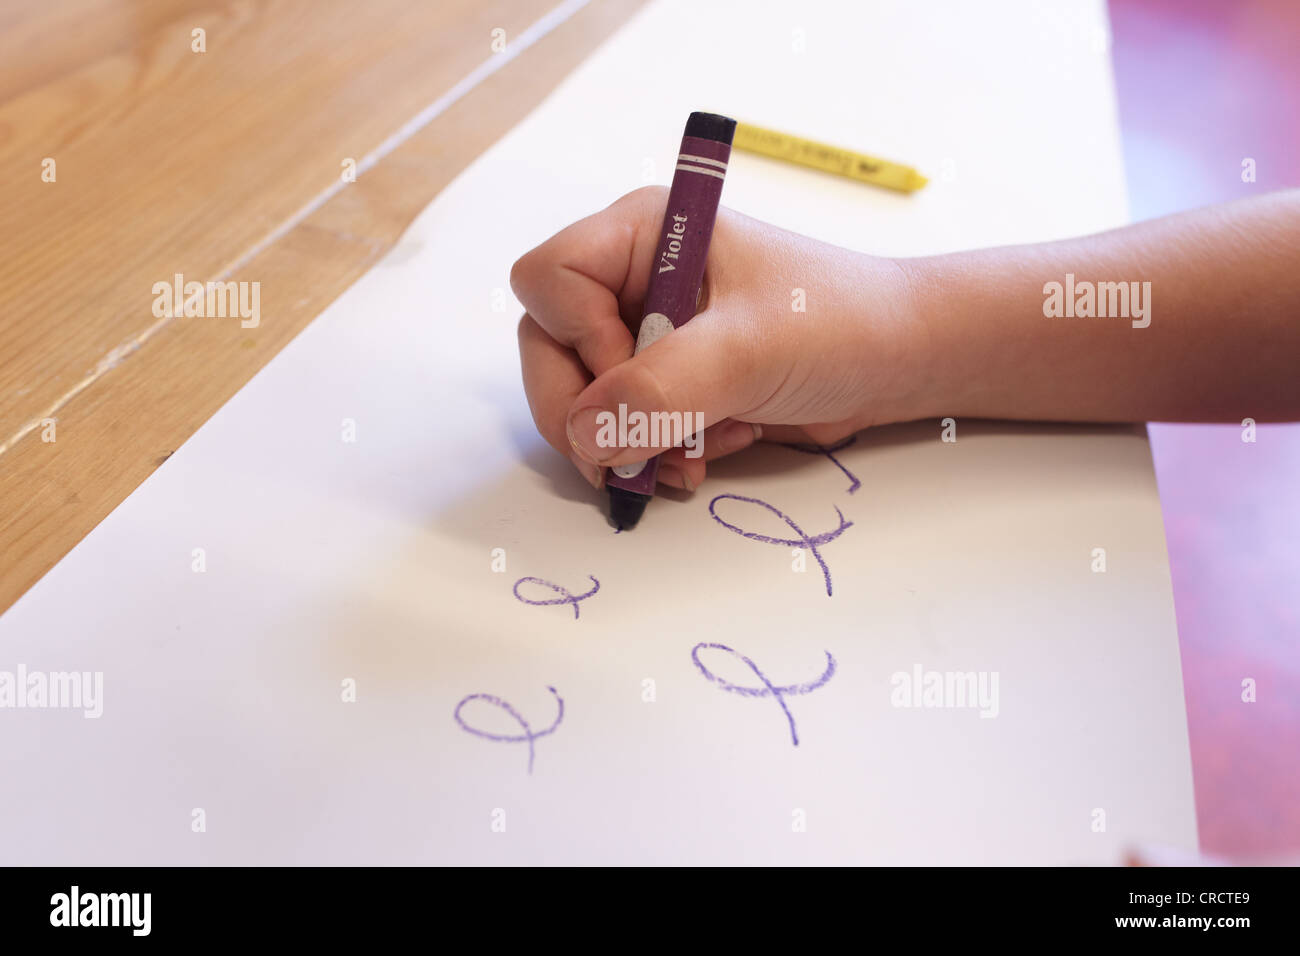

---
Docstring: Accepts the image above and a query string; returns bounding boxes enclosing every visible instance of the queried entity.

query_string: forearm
[894,190,1300,424]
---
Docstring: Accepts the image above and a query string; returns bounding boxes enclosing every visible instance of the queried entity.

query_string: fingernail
[569,453,603,490]
[718,420,762,454]
[659,465,695,493]
[567,406,616,463]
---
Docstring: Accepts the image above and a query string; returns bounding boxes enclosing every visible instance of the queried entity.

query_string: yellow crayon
[732,122,928,193]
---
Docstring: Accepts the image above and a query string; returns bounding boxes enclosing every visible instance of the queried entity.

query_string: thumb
[564,309,765,467]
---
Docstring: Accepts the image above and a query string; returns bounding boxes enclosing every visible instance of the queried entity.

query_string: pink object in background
[1109,0,1300,856]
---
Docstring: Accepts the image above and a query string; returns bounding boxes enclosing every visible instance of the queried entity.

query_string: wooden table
[0,0,646,613]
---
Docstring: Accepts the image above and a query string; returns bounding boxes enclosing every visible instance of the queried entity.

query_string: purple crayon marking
[774,435,860,493]
[708,493,852,596]
[513,575,600,620]
[691,642,836,746]
[453,686,564,775]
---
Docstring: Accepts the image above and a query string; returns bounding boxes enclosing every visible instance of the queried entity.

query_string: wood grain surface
[0,0,646,613]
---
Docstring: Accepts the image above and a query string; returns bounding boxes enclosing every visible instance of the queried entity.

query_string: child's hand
[511,186,920,492]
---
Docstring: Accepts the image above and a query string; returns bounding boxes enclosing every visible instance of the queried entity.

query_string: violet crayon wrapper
[606,113,735,498]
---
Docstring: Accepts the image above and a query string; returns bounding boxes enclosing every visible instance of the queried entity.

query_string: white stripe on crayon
[678,153,728,170]
[674,163,726,180]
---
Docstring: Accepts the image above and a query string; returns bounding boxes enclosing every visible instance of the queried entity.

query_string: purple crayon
[607,111,736,530]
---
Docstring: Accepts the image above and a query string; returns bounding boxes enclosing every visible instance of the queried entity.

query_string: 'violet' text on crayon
[658,213,688,273]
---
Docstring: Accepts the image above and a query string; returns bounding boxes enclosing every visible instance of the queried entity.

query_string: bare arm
[513,187,1300,493]
[899,190,1300,423]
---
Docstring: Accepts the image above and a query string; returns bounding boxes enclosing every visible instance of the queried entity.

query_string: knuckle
[508,248,539,300]
[625,184,668,207]
[626,356,678,417]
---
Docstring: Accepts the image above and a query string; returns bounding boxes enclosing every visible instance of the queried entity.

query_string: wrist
[863,254,946,426]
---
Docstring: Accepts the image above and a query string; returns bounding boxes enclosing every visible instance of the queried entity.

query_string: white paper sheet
[0,0,1196,864]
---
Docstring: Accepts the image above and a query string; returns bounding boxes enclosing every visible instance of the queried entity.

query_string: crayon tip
[608,487,650,531]
[908,171,929,191]
[684,112,737,145]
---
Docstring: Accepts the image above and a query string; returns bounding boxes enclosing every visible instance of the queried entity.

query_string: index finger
[509,186,668,378]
